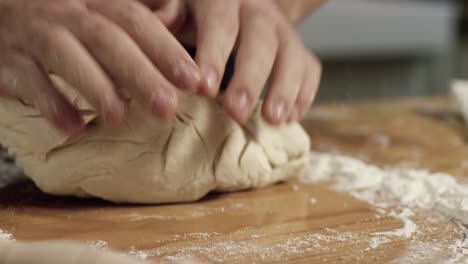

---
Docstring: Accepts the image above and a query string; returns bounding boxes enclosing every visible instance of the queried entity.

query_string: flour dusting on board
[115,152,468,263]
[127,246,150,261]
[302,151,468,263]
[121,210,460,263]
[0,228,14,242]
[87,240,108,249]
[2,151,467,263]
[371,208,417,239]
[303,152,468,224]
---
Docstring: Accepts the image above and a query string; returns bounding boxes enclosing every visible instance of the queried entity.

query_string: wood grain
[0,96,466,263]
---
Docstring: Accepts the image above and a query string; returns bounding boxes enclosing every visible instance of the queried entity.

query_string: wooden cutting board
[0,96,467,263]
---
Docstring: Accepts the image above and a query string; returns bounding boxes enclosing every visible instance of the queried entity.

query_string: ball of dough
[0,76,310,203]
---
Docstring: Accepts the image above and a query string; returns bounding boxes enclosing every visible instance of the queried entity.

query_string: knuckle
[34,24,63,54]
[246,5,272,22]
[242,0,267,12]
[208,6,239,35]
[34,0,84,20]
[276,22,301,44]
[79,18,113,50]
[115,2,146,28]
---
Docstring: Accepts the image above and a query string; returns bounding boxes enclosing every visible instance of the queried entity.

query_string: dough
[0,239,148,264]
[0,76,310,203]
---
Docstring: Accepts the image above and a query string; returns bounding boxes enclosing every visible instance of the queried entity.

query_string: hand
[150,0,322,125]
[0,0,202,134]
[275,0,326,24]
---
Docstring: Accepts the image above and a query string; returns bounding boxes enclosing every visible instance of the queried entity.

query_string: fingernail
[49,106,84,135]
[150,89,177,120]
[62,113,84,134]
[227,90,250,121]
[100,97,125,124]
[205,68,218,96]
[234,90,249,110]
[271,100,285,123]
[175,60,201,91]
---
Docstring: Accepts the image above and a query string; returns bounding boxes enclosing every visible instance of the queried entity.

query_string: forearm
[275,0,326,25]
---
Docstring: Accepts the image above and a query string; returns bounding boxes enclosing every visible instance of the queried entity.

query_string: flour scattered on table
[120,208,462,263]
[138,212,457,263]
[156,255,205,264]
[147,229,363,262]
[372,208,417,239]
[127,246,150,260]
[369,133,391,146]
[308,197,317,205]
[291,184,300,191]
[0,228,14,242]
[87,240,108,249]
[125,203,244,222]
[302,151,468,262]
[369,237,390,249]
[303,152,468,224]
[122,152,468,263]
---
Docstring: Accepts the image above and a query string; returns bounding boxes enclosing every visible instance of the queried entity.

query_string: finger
[289,53,322,122]
[188,0,240,97]
[137,0,171,9]
[224,12,278,123]
[27,23,126,124]
[152,0,186,31]
[89,0,201,92]
[66,11,177,120]
[0,53,83,134]
[262,34,305,125]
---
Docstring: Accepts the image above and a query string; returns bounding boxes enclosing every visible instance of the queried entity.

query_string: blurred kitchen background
[298,0,465,102]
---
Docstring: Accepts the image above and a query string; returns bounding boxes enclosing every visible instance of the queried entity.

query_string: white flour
[131,210,459,264]
[302,151,468,263]
[87,240,108,249]
[308,196,317,205]
[125,205,237,222]
[371,208,417,239]
[303,152,468,225]
[127,246,151,261]
[0,228,14,242]
[97,151,468,263]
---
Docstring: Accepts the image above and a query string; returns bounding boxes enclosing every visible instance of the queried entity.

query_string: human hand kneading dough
[0,0,322,133]
[151,0,323,125]
[0,0,201,133]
